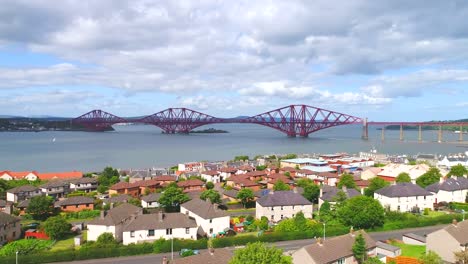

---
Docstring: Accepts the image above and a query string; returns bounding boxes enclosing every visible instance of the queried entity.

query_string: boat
[454,131,468,134]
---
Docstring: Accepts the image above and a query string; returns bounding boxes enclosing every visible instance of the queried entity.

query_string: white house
[122,212,198,245]
[318,186,361,208]
[87,203,143,242]
[426,219,468,263]
[200,170,221,183]
[438,156,468,169]
[0,171,39,181]
[426,177,468,204]
[180,198,229,237]
[141,193,161,208]
[69,177,98,193]
[39,181,70,199]
[218,167,237,182]
[0,212,21,245]
[6,185,42,203]
[377,164,430,183]
[256,190,313,222]
[374,183,435,212]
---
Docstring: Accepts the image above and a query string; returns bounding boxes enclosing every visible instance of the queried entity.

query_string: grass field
[391,242,426,257]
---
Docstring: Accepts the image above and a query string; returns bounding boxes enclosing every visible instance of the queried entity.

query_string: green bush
[62,210,100,220]
[0,239,54,256]
[424,208,430,215]
[449,202,468,211]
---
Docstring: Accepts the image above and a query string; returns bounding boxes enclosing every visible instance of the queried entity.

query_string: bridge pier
[381,126,385,141]
[438,125,443,143]
[399,124,404,141]
[459,125,464,141]
[362,118,369,140]
[418,125,422,142]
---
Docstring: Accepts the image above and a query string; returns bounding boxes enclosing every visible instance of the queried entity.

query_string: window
[281,206,284,210]
[130,231,135,237]
[292,206,295,210]
[209,219,213,223]
[186,228,190,234]
[424,196,426,200]
[148,229,155,236]
[166,228,172,235]
[271,215,274,220]
[337,258,345,264]
[397,205,400,211]
[292,214,295,218]
[209,228,213,234]
[76,205,79,208]
[281,215,284,220]
[271,207,274,211]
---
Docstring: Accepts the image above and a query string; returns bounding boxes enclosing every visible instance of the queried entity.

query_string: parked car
[179,248,200,256]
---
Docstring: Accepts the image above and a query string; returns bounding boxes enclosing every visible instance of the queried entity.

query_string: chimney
[159,211,164,222]
[452,219,458,227]
[100,210,105,219]
[316,237,323,246]
[350,226,355,236]
[439,177,444,184]
[162,256,168,264]
[319,187,323,198]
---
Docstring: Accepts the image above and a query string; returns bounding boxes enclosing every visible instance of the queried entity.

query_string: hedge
[449,202,468,211]
[372,213,463,232]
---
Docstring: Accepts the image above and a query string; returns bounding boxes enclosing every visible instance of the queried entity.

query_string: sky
[0,0,467,121]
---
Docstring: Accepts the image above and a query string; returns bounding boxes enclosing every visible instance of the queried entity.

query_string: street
[49,224,447,264]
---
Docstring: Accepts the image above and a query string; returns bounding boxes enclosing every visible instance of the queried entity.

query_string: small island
[190,128,228,133]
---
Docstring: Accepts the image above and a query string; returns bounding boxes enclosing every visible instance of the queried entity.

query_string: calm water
[0,124,466,172]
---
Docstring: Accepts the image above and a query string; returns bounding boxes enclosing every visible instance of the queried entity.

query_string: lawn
[50,231,87,251]
[391,242,426,257]
[424,211,447,218]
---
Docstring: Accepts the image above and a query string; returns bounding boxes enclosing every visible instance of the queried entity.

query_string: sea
[0,124,466,172]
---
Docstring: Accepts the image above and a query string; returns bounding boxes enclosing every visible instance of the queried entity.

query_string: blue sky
[0,0,467,121]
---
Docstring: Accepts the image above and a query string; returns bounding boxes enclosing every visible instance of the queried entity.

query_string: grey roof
[17,199,30,208]
[69,177,98,184]
[0,211,20,225]
[181,198,228,219]
[416,154,436,160]
[7,185,39,194]
[88,203,142,226]
[426,177,468,193]
[40,181,69,188]
[303,230,376,263]
[222,189,239,198]
[320,186,361,202]
[376,241,400,252]
[442,220,468,245]
[104,194,131,204]
[403,233,426,243]
[141,193,161,203]
[375,183,433,198]
[0,200,11,207]
[173,248,233,264]
[56,196,94,206]
[123,213,197,231]
[256,190,312,207]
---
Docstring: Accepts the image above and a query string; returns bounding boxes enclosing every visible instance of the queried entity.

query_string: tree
[279,154,297,160]
[448,164,468,177]
[418,251,443,264]
[284,171,291,178]
[237,188,254,208]
[337,196,385,229]
[43,216,71,240]
[229,242,292,264]
[352,233,367,263]
[337,173,357,189]
[205,181,214,190]
[363,258,384,264]
[96,232,118,245]
[98,166,120,192]
[302,184,320,203]
[364,177,390,197]
[158,186,190,211]
[200,189,222,204]
[26,195,55,220]
[256,165,267,171]
[234,155,249,161]
[416,168,442,188]
[454,249,468,263]
[273,180,290,191]
[396,172,412,183]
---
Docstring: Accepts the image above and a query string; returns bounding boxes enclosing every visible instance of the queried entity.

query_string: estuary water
[0,124,466,172]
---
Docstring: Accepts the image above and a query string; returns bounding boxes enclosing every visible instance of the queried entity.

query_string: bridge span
[72,104,467,141]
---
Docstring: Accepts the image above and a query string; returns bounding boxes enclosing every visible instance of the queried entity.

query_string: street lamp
[462,209,465,221]
[171,235,174,261]
[323,222,326,241]
[16,251,18,264]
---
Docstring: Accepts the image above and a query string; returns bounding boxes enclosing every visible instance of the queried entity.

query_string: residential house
[296,169,315,178]
[218,167,237,181]
[87,203,143,242]
[153,175,177,186]
[438,156,468,169]
[103,194,131,206]
[37,171,83,181]
[16,200,29,215]
[256,190,313,222]
[201,170,221,183]
[178,162,203,173]
[241,171,266,182]
[127,169,167,183]
[426,219,468,263]
[0,212,21,245]
[266,174,294,190]
[6,185,42,203]
[236,165,255,174]
[376,241,401,258]
[360,167,384,180]
[141,193,161,208]
[69,177,98,193]
[39,181,70,198]
[376,164,430,183]
[226,176,261,191]
[292,230,377,264]
[108,182,140,197]
[0,200,12,214]
[177,179,205,193]
[0,171,39,181]
[180,198,230,237]
[173,248,233,264]
[416,154,438,166]
[122,211,198,245]
[318,186,361,208]
[55,196,95,212]
[374,183,435,212]
[137,179,161,194]
[279,167,297,177]
[426,177,468,204]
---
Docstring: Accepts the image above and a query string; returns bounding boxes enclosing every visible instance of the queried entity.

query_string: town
[1,150,468,264]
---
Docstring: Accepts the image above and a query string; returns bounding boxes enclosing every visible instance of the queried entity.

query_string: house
[127,169,169,183]
[376,164,430,183]
[426,177,468,204]
[292,230,377,264]
[177,179,205,193]
[0,171,39,181]
[180,198,230,237]
[280,158,328,169]
[0,200,13,214]
[69,177,98,193]
[279,167,297,177]
[318,186,361,208]
[153,175,177,185]
[16,200,29,215]
[360,167,384,180]
[55,196,95,212]
[296,169,315,178]
[256,190,313,222]
[226,176,261,191]
[201,170,221,183]
[241,171,266,182]
[236,165,255,174]
[376,241,401,258]
[37,171,83,181]
[266,174,294,189]
[39,181,70,198]
[6,185,42,202]
[0,212,21,245]
[438,155,468,169]
[173,248,233,264]
[416,154,438,166]
[178,162,203,173]
[137,179,161,194]
[141,193,161,208]
[103,194,131,206]
[374,183,435,212]
[222,189,239,202]
[122,211,198,245]
[426,219,468,263]
[108,182,140,197]
[218,167,237,181]
[87,203,143,242]
[402,233,426,245]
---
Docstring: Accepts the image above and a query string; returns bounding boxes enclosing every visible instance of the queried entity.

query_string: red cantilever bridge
[72,104,468,140]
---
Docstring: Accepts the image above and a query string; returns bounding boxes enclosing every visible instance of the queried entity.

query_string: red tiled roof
[154,175,177,182]
[318,172,340,178]
[269,175,293,185]
[202,170,220,176]
[0,171,39,179]
[244,171,267,177]
[37,171,82,180]
[280,167,296,172]
[268,173,287,179]
[297,169,314,174]
[237,165,254,171]
[233,178,260,187]
[219,167,237,173]
[137,179,161,187]
[177,179,204,187]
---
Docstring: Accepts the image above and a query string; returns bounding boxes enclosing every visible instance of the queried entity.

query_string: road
[50,224,446,264]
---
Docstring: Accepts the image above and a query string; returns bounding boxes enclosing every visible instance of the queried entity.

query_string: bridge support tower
[438,125,443,143]
[381,126,385,141]
[418,125,422,142]
[459,125,464,141]
[362,118,369,140]
[399,124,404,141]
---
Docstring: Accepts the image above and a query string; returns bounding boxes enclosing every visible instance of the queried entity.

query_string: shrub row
[61,210,101,220]
[372,213,463,231]
[449,202,468,211]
